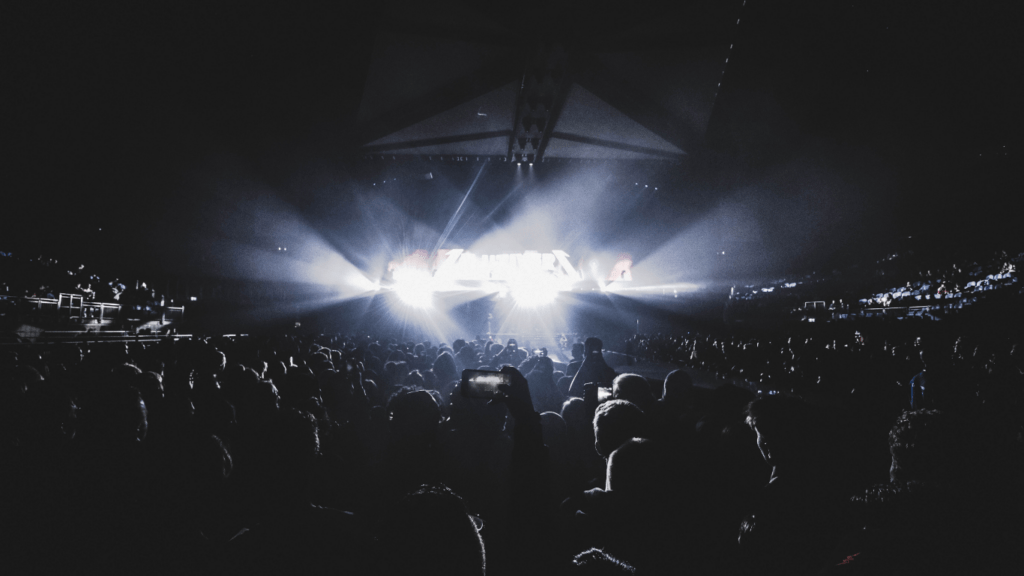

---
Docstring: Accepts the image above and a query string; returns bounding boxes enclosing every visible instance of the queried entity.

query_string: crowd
[2,325,1022,574]
[0,251,140,303]
[633,321,1023,414]
[0,251,176,328]
[4,236,1024,574]
[859,251,1019,312]
[725,246,1022,322]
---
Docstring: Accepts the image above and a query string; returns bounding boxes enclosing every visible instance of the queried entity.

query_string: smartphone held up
[461,369,511,399]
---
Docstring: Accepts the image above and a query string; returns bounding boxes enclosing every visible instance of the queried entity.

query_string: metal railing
[5,294,183,324]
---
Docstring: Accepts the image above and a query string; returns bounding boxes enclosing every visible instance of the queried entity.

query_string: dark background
[2,0,1020,285]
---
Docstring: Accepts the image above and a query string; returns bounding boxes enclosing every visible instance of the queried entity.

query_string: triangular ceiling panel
[364,81,518,149]
[356,32,515,124]
[543,137,674,160]
[352,4,742,161]
[553,83,685,156]
[372,135,510,157]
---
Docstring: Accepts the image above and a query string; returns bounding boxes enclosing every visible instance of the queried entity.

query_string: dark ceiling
[2,0,1021,279]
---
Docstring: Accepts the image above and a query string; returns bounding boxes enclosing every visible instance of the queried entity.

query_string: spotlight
[394,282,433,309]
[509,274,559,308]
[511,284,558,308]
[392,269,434,308]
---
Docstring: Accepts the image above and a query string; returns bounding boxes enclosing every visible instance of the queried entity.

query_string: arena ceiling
[355,2,745,162]
[3,1,1021,277]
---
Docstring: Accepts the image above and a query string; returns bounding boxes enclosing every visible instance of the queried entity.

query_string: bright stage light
[511,283,558,307]
[395,287,433,308]
[392,269,435,308]
[394,281,433,308]
[509,273,560,308]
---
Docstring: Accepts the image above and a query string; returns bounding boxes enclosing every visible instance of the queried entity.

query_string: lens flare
[392,269,435,308]
[509,273,560,308]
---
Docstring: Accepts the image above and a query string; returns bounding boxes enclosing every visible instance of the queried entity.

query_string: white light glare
[509,273,561,308]
[392,269,435,308]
